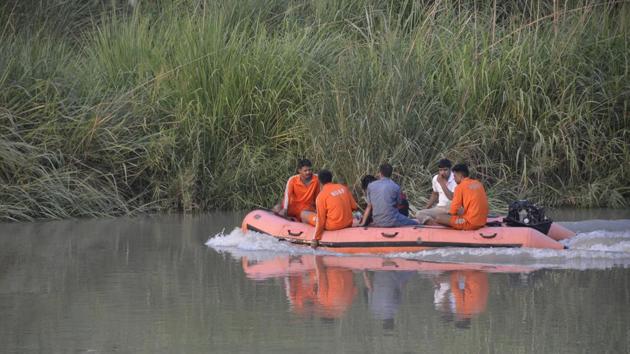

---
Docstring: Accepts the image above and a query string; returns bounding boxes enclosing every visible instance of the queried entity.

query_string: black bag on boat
[503,200,552,235]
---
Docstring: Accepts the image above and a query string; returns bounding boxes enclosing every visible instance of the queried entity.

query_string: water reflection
[363,271,413,329]
[433,271,488,329]
[242,254,521,329]
[243,256,357,319]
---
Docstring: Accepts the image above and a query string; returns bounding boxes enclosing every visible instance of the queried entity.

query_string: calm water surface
[1,210,629,353]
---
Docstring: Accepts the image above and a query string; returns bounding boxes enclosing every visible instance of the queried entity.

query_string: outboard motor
[504,200,552,235]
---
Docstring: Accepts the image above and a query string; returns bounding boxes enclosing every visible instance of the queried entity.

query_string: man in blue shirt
[359,163,419,227]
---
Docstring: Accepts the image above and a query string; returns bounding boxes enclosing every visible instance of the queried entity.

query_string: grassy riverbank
[1,0,629,221]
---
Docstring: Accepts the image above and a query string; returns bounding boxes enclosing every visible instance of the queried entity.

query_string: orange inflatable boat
[241,209,576,254]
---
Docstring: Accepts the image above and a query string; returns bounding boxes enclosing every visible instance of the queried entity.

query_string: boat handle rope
[479,232,497,239]
[287,230,303,236]
[381,232,399,238]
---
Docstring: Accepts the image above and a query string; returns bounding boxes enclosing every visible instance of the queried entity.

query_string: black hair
[379,163,393,178]
[360,174,377,191]
[297,159,312,170]
[319,169,333,184]
[452,163,469,177]
[437,158,452,169]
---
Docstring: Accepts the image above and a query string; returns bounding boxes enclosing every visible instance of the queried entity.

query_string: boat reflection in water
[242,255,533,329]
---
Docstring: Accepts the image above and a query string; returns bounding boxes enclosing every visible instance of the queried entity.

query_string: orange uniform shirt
[314,183,358,241]
[449,177,489,230]
[282,174,320,221]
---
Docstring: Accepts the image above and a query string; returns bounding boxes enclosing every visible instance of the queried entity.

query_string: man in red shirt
[431,163,488,230]
[310,169,358,248]
[273,159,320,224]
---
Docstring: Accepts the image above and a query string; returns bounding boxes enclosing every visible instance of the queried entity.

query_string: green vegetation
[1,0,629,221]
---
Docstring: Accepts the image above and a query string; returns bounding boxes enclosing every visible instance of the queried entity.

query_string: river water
[1,210,629,353]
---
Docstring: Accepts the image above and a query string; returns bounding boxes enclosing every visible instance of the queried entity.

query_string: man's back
[316,183,357,231]
[367,178,405,227]
[449,178,488,229]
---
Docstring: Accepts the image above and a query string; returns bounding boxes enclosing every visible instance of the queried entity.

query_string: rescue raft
[241,209,576,254]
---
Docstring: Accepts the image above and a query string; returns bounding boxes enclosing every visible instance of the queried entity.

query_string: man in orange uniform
[431,163,488,230]
[309,169,358,248]
[273,159,320,224]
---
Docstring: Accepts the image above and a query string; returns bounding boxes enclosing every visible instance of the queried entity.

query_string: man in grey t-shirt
[360,163,418,227]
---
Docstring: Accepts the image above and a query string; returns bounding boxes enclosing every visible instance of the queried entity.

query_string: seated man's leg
[416,207,448,224]
[395,216,419,226]
[451,216,476,230]
[433,214,454,227]
[434,214,471,230]
[415,210,431,224]
[300,210,317,226]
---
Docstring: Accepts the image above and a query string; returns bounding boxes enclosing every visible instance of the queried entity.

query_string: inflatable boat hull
[242,210,566,253]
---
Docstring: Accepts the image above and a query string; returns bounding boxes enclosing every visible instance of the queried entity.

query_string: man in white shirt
[415,159,457,224]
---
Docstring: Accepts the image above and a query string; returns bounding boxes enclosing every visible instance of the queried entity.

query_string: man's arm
[313,196,327,241]
[449,186,463,216]
[438,176,454,200]
[281,177,294,214]
[362,185,373,225]
[426,191,438,209]
[360,204,372,226]
[312,179,321,208]
[349,188,359,211]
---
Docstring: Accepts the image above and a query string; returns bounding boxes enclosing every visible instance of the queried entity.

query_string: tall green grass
[1,0,629,221]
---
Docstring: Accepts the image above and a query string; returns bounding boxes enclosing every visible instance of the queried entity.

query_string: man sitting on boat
[429,163,489,230]
[360,174,411,225]
[272,159,320,225]
[310,170,359,248]
[359,163,418,228]
[415,158,457,224]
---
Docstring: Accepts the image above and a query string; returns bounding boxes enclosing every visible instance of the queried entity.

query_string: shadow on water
[0,212,629,353]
